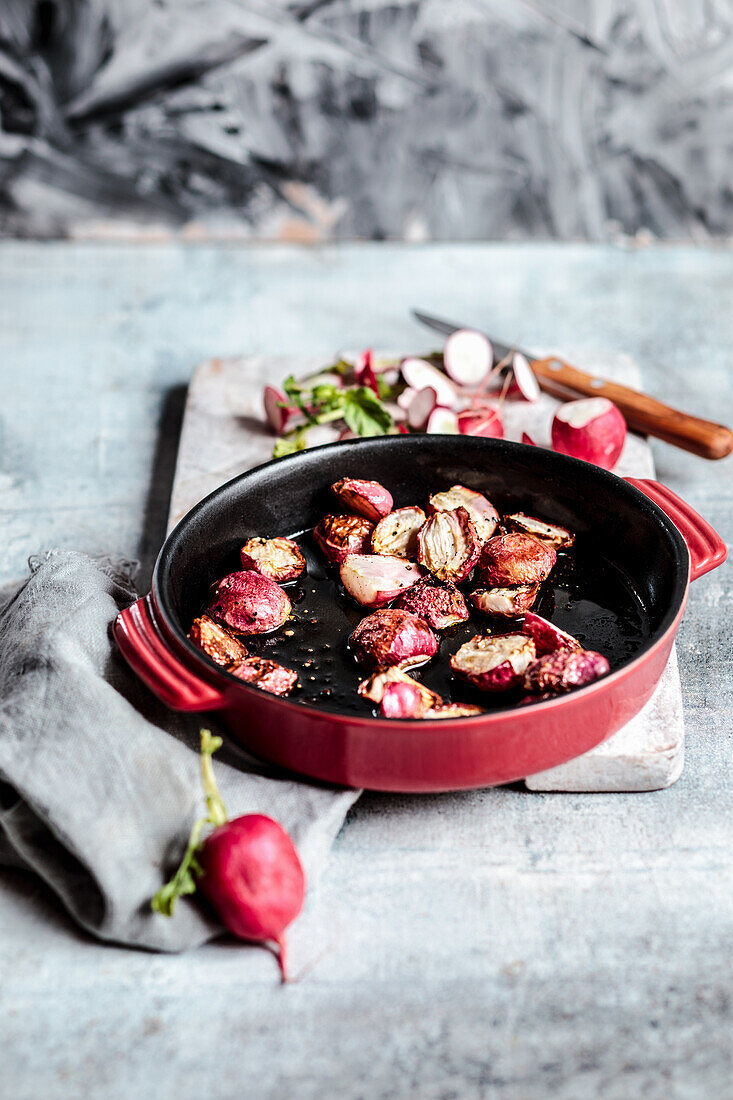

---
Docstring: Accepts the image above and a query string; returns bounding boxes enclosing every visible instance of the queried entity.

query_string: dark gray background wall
[1,0,731,240]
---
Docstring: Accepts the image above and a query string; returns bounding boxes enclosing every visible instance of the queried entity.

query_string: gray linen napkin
[0,551,359,950]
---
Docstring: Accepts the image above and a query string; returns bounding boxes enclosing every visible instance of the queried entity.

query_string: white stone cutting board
[169,351,684,792]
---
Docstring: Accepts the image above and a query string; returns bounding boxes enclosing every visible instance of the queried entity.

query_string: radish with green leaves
[152,730,305,982]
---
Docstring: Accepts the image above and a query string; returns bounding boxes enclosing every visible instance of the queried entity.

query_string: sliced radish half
[511,352,540,402]
[263,385,298,434]
[401,358,458,408]
[426,407,459,434]
[407,386,438,429]
[443,329,493,387]
[457,408,504,439]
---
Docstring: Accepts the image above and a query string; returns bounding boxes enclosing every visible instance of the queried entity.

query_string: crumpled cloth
[0,551,359,951]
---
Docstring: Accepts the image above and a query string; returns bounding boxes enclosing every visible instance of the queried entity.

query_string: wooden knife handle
[530,356,733,461]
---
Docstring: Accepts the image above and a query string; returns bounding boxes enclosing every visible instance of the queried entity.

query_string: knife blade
[411,308,733,460]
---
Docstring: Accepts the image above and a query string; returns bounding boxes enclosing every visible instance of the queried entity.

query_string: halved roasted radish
[240,537,306,583]
[551,398,627,470]
[503,512,575,549]
[263,386,299,435]
[511,352,540,402]
[401,358,458,408]
[523,647,610,693]
[188,615,248,668]
[450,633,536,692]
[417,507,482,583]
[349,608,438,669]
[229,655,298,696]
[426,407,460,434]
[358,666,441,708]
[371,506,427,560]
[457,407,504,439]
[393,574,469,630]
[332,477,393,522]
[313,514,374,565]
[443,329,493,387]
[470,585,539,618]
[521,611,582,655]
[428,484,499,542]
[340,554,422,608]
[478,533,556,586]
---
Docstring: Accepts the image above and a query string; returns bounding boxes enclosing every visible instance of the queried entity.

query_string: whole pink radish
[551,398,627,470]
[152,730,305,982]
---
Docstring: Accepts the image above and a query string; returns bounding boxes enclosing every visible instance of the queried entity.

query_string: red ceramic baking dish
[114,436,726,792]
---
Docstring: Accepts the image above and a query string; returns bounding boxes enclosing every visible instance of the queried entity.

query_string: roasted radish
[424,701,484,719]
[443,329,493,386]
[358,666,441,709]
[188,615,248,668]
[313,513,374,565]
[371,506,427,560]
[379,680,432,719]
[393,574,469,630]
[523,648,610,693]
[503,513,575,549]
[230,656,298,696]
[427,484,499,542]
[340,554,422,608]
[332,477,393,522]
[417,507,481,583]
[349,608,438,670]
[470,585,539,618]
[450,633,536,693]
[478,533,556,586]
[206,571,291,635]
[522,611,582,655]
[551,398,627,471]
[240,537,306,583]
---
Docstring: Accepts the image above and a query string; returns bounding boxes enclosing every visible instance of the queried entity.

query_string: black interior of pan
[155,436,688,716]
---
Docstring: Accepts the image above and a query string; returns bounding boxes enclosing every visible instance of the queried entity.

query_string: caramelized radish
[443,329,493,386]
[340,554,422,607]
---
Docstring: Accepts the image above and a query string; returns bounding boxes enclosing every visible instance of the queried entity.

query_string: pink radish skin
[511,353,540,402]
[458,408,504,439]
[551,398,627,470]
[521,432,538,447]
[198,814,305,981]
[379,680,429,719]
[263,386,299,435]
[401,358,458,408]
[426,407,459,434]
[443,329,493,386]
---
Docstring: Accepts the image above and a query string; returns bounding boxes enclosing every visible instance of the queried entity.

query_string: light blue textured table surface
[0,243,731,1099]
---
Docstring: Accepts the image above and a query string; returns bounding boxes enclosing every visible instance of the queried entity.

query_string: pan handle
[625,478,727,581]
[114,595,227,712]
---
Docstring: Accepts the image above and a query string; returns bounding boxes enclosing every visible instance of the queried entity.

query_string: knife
[412,310,733,460]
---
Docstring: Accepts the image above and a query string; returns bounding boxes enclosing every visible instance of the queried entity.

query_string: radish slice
[426,407,459,434]
[264,386,298,434]
[457,408,504,438]
[407,386,438,429]
[401,358,458,408]
[511,352,540,402]
[443,329,493,386]
[521,432,537,447]
[397,387,418,412]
